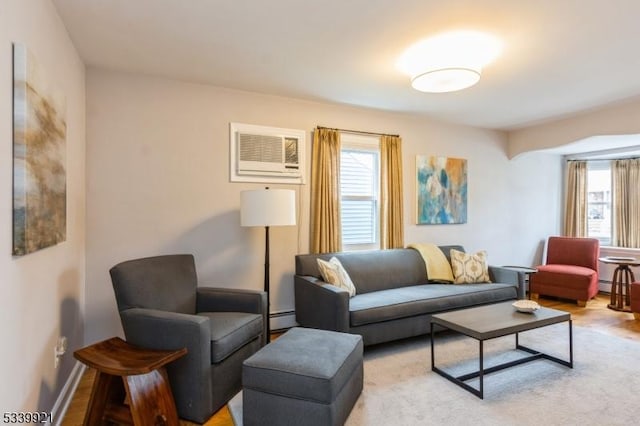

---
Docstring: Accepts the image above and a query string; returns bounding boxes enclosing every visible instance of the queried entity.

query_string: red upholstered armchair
[529,236,600,307]
[631,282,640,320]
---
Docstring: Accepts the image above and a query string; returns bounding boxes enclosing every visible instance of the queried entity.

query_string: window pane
[587,166,611,244]
[341,151,375,197]
[341,200,376,245]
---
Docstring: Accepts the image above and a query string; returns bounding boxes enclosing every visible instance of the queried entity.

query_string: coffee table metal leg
[479,340,484,399]
[430,322,435,370]
[569,319,573,368]
[431,322,483,398]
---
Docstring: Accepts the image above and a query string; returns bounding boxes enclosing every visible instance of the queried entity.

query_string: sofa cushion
[546,237,599,271]
[450,249,491,284]
[110,254,197,314]
[533,264,597,290]
[296,249,428,294]
[197,312,263,363]
[348,283,517,326]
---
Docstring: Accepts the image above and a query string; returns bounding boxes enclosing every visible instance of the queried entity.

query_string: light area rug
[347,324,640,426]
[229,325,640,426]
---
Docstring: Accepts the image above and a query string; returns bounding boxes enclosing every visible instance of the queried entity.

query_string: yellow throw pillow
[317,257,357,297]
[450,249,491,284]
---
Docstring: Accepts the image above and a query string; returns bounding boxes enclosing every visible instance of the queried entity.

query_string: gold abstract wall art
[416,156,467,224]
[12,42,66,256]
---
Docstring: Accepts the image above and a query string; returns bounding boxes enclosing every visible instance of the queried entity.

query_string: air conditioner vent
[239,133,283,163]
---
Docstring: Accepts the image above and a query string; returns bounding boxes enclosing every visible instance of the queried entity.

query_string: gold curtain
[612,158,640,248]
[310,128,342,253]
[564,161,588,237]
[380,135,404,249]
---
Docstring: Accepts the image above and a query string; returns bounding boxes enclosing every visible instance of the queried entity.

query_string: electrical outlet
[54,336,67,369]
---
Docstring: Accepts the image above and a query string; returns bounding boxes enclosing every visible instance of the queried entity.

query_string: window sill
[600,246,640,254]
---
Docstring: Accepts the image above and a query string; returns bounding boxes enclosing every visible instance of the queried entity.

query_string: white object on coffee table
[512,299,540,313]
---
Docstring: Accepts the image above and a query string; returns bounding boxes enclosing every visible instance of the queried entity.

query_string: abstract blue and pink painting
[416,156,467,224]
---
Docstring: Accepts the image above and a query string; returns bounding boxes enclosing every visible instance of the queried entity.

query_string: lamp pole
[264,222,271,342]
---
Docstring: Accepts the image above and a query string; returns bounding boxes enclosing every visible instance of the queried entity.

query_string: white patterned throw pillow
[450,249,491,284]
[317,257,357,297]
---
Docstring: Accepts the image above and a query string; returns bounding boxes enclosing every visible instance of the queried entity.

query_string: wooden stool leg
[610,268,620,308]
[623,268,631,307]
[84,371,126,425]
[124,367,180,426]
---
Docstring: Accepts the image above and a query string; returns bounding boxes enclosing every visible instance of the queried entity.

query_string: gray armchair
[109,254,267,423]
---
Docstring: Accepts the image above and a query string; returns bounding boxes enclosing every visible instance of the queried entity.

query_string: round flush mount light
[411,67,481,93]
[397,30,502,93]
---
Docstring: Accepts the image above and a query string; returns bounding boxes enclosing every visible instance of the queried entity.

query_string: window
[340,134,380,250]
[587,161,612,245]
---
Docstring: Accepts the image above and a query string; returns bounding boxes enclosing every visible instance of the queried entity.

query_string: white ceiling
[52,0,640,131]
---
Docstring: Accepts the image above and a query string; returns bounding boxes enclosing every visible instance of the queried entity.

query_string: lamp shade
[240,189,296,227]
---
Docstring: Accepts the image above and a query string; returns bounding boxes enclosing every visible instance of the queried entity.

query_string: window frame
[340,133,380,251]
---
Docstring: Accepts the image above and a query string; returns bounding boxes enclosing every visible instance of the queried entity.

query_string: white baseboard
[50,361,86,426]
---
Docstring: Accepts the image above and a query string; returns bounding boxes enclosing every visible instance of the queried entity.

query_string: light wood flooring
[61,293,639,425]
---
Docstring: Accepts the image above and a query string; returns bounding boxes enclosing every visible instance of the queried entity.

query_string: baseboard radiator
[598,246,640,293]
[270,310,298,332]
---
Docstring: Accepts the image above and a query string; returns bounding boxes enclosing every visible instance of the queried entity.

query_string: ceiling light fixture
[397,30,502,93]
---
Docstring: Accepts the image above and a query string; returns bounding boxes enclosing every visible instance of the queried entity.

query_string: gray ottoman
[242,327,363,426]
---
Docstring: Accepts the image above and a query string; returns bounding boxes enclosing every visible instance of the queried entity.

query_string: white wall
[0,0,85,415]
[508,94,640,250]
[85,68,561,343]
[509,96,640,157]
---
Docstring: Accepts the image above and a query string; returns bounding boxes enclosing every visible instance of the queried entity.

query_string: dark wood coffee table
[430,301,572,399]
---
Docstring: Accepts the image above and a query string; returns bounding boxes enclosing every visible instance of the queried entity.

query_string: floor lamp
[241,188,296,342]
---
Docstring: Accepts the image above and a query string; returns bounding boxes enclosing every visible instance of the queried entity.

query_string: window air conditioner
[236,132,302,178]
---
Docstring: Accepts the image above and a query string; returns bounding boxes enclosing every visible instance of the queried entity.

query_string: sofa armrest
[630,282,640,315]
[196,287,267,314]
[120,307,210,359]
[119,308,212,420]
[488,266,523,298]
[294,275,350,332]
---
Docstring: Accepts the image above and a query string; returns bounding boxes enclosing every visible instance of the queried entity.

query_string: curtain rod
[565,145,640,161]
[316,126,399,138]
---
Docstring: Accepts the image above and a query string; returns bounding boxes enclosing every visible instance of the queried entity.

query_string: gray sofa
[294,246,521,346]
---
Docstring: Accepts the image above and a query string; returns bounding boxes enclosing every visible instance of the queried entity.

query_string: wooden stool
[74,337,187,426]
